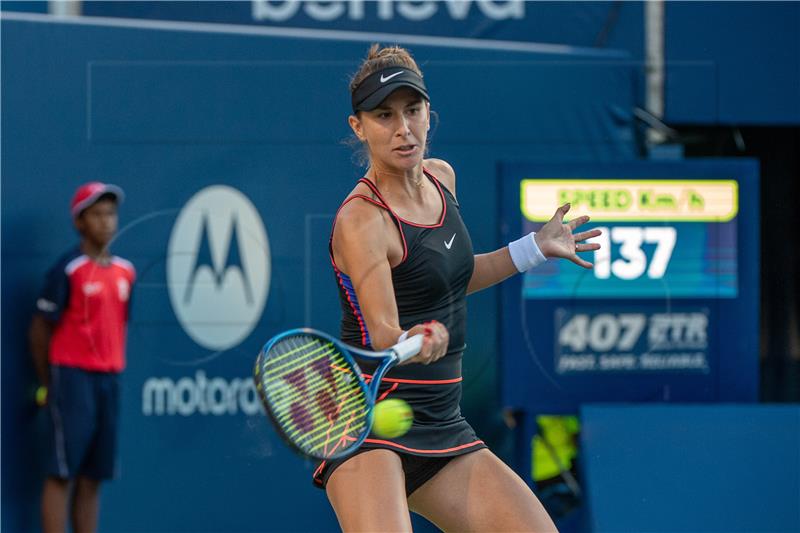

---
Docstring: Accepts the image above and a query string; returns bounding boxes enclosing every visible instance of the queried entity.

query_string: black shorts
[316,448,462,497]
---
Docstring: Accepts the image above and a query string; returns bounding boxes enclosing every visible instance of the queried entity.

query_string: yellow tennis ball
[35,386,48,407]
[372,399,413,438]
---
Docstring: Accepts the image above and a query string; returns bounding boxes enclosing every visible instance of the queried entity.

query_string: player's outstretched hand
[535,203,602,268]
[404,320,449,365]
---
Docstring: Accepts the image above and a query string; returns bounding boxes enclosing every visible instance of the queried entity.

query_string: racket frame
[254,328,422,460]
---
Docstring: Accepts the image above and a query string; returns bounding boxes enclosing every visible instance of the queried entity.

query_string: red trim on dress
[362,439,485,454]
[377,382,399,401]
[330,190,408,269]
[361,374,463,385]
[358,171,447,229]
[313,461,326,482]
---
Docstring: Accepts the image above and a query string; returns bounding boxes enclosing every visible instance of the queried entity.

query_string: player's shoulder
[336,193,386,232]
[337,180,388,219]
[334,185,391,247]
[424,158,456,195]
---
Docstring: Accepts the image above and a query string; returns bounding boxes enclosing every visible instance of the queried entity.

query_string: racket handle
[392,334,424,363]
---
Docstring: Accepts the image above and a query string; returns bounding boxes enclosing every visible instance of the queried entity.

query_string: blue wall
[1,17,634,532]
[6,2,797,124]
[581,405,800,533]
[664,2,800,124]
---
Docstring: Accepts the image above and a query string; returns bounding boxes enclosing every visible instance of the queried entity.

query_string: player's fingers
[426,332,442,361]
[427,322,449,363]
[553,202,570,222]
[426,321,448,361]
[570,255,594,269]
[422,326,437,365]
[408,322,443,364]
[436,322,449,348]
[567,214,590,231]
[576,242,601,252]
[418,334,435,364]
[574,228,601,242]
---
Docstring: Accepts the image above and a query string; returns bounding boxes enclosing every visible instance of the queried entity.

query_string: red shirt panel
[40,252,136,372]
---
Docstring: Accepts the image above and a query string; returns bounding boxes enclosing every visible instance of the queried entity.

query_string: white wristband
[397,330,409,343]
[508,232,547,272]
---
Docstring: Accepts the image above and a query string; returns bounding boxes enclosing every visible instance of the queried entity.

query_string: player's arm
[29,314,53,386]
[468,202,603,295]
[332,201,446,362]
[427,159,601,293]
[468,250,520,294]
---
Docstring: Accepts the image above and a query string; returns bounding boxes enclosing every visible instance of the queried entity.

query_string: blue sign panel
[499,160,759,412]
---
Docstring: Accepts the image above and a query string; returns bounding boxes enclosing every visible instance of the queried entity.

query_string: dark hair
[350,44,424,95]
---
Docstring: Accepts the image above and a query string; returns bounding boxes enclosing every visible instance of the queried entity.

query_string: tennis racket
[253,328,423,460]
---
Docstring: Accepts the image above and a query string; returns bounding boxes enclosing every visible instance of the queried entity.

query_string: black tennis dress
[314,169,487,494]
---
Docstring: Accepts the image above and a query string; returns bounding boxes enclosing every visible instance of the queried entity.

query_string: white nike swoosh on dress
[380,71,403,83]
[444,233,456,249]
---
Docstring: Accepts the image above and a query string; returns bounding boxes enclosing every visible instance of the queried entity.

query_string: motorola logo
[142,371,261,416]
[167,185,270,351]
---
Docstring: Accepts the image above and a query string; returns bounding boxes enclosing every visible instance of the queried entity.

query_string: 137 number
[589,226,676,280]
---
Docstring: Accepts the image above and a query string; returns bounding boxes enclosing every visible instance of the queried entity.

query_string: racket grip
[392,334,424,363]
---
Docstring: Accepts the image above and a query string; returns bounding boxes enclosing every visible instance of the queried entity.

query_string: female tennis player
[318,44,600,532]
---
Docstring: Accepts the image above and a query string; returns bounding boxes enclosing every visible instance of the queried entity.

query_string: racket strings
[258,335,369,457]
[322,409,361,457]
[281,381,367,454]
[270,379,366,425]
[264,344,359,411]
[268,367,364,428]
[283,388,367,453]
[264,339,337,377]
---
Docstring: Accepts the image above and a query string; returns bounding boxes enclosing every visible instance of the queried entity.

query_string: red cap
[70,182,125,217]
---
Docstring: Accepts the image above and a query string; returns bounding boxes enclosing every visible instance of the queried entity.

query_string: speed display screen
[498,161,759,412]
[520,179,739,299]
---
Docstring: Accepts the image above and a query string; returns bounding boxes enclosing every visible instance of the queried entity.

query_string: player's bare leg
[408,448,558,532]
[326,449,412,532]
[71,477,100,533]
[41,477,69,533]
